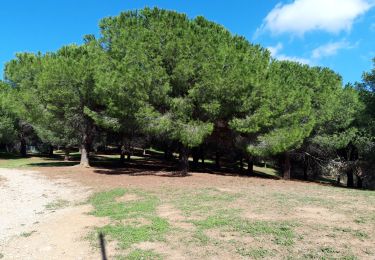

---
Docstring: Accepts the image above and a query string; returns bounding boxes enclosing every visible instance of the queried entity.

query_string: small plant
[236,247,271,259]
[117,249,162,260]
[45,199,70,210]
[20,230,36,237]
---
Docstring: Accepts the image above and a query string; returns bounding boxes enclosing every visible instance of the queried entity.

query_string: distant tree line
[0,8,374,187]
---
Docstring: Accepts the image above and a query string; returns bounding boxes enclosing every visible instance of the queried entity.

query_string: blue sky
[1,0,374,84]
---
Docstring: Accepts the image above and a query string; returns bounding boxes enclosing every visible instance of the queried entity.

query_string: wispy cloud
[257,0,374,37]
[267,43,311,64]
[312,40,358,59]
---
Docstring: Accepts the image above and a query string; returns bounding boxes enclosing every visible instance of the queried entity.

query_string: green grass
[89,189,159,220]
[96,217,169,249]
[45,199,70,210]
[194,214,296,246]
[236,247,273,259]
[20,230,36,237]
[83,183,375,259]
[117,249,162,260]
[88,188,170,255]
[0,153,77,168]
[171,188,241,216]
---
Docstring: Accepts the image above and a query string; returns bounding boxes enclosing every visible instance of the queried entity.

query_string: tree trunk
[164,147,173,161]
[347,170,354,188]
[64,149,70,161]
[192,147,199,168]
[303,155,309,180]
[179,146,189,176]
[48,145,54,157]
[247,156,254,175]
[126,152,131,161]
[215,151,220,169]
[6,144,11,153]
[120,144,126,165]
[80,143,90,167]
[357,176,363,188]
[283,152,291,180]
[200,146,205,167]
[20,138,27,157]
[239,157,244,173]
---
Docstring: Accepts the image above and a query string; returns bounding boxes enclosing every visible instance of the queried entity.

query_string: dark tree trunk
[179,145,189,176]
[347,170,354,188]
[303,155,309,180]
[357,176,362,188]
[64,148,70,161]
[200,146,205,167]
[164,147,173,161]
[120,144,125,165]
[20,138,27,157]
[283,152,291,180]
[215,151,221,169]
[48,145,54,157]
[247,156,254,175]
[6,144,11,153]
[239,156,244,173]
[126,152,131,161]
[192,147,199,168]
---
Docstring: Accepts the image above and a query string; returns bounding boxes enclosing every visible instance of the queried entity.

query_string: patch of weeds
[0,253,3,259]
[172,188,241,216]
[236,247,272,259]
[96,217,169,249]
[303,247,343,259]
[89,189,158,220]
[89,189,170,250]
[353,230,368,240]
[20,230,36,237]
[45,199,70,210]
[271,192,333,207]
[333,227,352,233]
[116,249,162,260]
[192,230,210,245]
[341,255,358,260]
[193,214,295,246]
[333,227,369,240]
[321,247,339,254]
[354,216,367,224]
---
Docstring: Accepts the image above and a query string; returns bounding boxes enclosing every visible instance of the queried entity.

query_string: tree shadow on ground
[92,155,281,180]
[27,161,79,167]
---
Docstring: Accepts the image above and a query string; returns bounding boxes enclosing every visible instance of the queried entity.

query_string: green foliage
[2,7,373,174]
[0,82,17,144]
[231,60,315,156]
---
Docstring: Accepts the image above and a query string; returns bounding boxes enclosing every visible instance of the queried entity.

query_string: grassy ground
[85,186,375,259]
[1,152,374,259]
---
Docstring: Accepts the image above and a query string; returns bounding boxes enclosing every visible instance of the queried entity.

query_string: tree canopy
[1,8,372,185]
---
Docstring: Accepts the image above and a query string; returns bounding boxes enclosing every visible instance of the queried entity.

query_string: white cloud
[267,42,283,56]
[311,40,357,59]
[259,0,374,36]
[267,43,311,64]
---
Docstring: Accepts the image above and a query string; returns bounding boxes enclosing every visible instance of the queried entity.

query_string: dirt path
[0,168,102,259]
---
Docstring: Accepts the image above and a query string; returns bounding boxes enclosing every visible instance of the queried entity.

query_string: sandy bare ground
[0,168,102,259]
